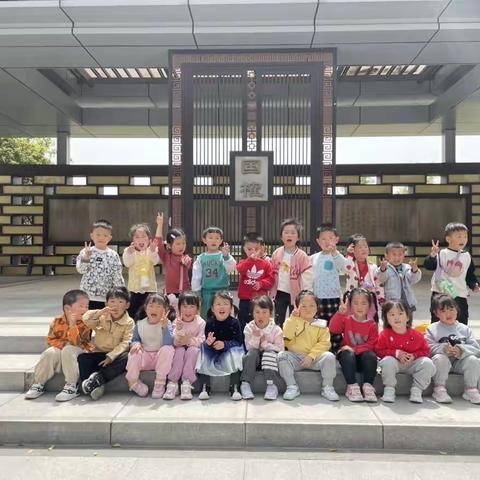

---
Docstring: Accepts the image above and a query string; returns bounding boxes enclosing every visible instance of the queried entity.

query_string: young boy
[376,242,421,312]
[236,232,274,331]
[304,224,346,323]
[78,287,134,400]
[423,222,479,324]
[76,219,125,310]
[25,289,93,402]
[191,226,236,319]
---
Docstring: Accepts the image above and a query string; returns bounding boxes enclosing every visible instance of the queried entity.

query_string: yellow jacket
[283,315,331,360]
[82,310,134,360]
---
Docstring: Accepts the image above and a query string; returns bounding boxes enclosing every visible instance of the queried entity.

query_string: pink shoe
[152,381,166,399]
[129,380,148,397]
[162,381,178,400]
[362,383,377,403]
[346,384,364,402]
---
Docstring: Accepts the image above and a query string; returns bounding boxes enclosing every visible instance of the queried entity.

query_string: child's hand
[181,255,192,267]
[473,284,480,293]
[346,243,355,256]
[451,345,462,358]
[156,211,164,227]
[127,242,136,254]
[252,281,261,291]
[149,239,157,252]
[430,239,440,257]
[96,306,111,319]
[67,313,77,327]
[339,345,354,353]
[98,356,113,367]
[379,258,388,271]
[397,350,410,364]
[409,258,418,273]
[131,342,143,354]
[338,297,348,315]
[221,242,230,256]
[291,308,299,317]
[213,340,224,350]
[301,356,313,368]
[84,241,93,260]
[206,331,216,346]
[160,313,169,328]
[253,328,262,337]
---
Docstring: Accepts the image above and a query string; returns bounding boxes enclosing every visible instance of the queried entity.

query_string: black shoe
[82,372,105,395]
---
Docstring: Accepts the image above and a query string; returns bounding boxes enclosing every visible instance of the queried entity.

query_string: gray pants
[432,353,480,389]
[241,349,281,386]
[379,356,435,390]
[278,350,336,388]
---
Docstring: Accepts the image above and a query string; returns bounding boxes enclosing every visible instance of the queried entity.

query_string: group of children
[24,215,479,406]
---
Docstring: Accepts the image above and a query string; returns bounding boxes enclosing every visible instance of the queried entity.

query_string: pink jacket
[172,315,206,348]
[244,319,284,352]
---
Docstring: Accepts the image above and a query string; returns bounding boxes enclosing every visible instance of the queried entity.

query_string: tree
[0,137,54,165]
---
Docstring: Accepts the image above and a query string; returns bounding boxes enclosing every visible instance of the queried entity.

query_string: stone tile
[0,354,38,391]
[244,459,302,480]
[0,392,21,407]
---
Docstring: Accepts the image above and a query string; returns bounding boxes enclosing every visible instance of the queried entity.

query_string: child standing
[376,301,435,403]
[76,219,125,309]
[426,294,480,404]
[305,224,346,323]
[191,226,236,319]
[236,232,274,332]
[329,288,379,402]
[376,242,421,313]
[78,287,134,400]
[270,218,311,327]
[196,291,245,401]
[25,289,93,402]
[424,223,479,325]
[164,292,205,401]
[240,295,284,401]
[123,223,160,319]
[125,293,175,398]
[278,290,339,401]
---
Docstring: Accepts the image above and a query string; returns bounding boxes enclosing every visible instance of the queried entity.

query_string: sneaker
[231,385,242,401]
[283,384,300,401]
[362,383,378,403]
[25,383,45,400]
[264,381,278,401]
[463,387,480,404]
[152,381,166,399]
[382,386,396,403]
[433,385,452,404]
[162,381,178,400]
[198,384,210,400]
[90,384,105,401]
[129,380,149,397]
[409,386,423,404]
[55,383,80,402]
[240,381,254,400]
[345,384,364,402]
[321,385,340,402]
[82,372,104,395]
[180,381,193,400]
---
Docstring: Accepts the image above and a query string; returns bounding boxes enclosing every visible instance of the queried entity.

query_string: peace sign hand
[338,297,348,315]
[430,239,440,257]
[221,242,230,256]
[409,258,418,273]
[84,242,93,260]
[379,258,388,272]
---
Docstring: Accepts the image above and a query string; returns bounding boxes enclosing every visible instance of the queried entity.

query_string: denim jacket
[376,263,422,309]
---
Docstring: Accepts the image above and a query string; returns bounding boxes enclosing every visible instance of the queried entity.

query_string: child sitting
[196,291,245,400]
[240,295,284,401]
[278,290,339,401]
[376,301,435,403]
[25,289,93,402]
[164,292,205,401]
[125,293,175,398]
[329,288,379,402]
[122,223,160,319]
[78,287,134,400]
[426,294,480,404]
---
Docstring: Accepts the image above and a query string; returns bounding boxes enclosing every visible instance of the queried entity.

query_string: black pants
[197,371,241,395]
[238,299,253,333]
[128,292,149,321]
[78,351,128,384]
[338,349,377,385]
[88,300,105,310]
[430,292,469,325]
[275,290,293,328]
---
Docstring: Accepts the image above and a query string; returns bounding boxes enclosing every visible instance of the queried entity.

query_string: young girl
[122,223,160,319]
[125,293,175,398]
[155,212,192,310]
[376,301,435,403]
[163,292,206,401]
[278,290,338,401]
[270,218,311,327]
[329,288,379,402]
[426,294,480,404]
[196,291,245,401]
[240,295,284,401]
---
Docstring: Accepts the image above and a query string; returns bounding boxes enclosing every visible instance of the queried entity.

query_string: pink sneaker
[463,388,480,404]
[152,381,166,399]
[345,384,364,402]
[162,381,178,400]
[129,380,148,397]
[362,383,377,403]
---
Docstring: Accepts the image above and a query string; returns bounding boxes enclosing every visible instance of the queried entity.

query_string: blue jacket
[376,263,422,309]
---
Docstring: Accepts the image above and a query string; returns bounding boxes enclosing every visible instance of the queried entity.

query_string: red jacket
[375,328,430,359]
[237,257,275,300]
[329,312,378,354]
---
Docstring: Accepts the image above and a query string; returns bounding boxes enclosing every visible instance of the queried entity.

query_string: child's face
[351,294,370,319]
[297,295,318,321]
[106,297,129,320]
[132,228,150,251]
[316,230,338,252]
[281,225,299,249]
[145,301,166,324]
[90,227,112,249]
[385,247,405,266]
[171,236,186,256]
[243,241,261,257]
[436,306,458,326]
[203,232,223,251]
[64,297,89,321]
[386,306,408,332]
[253,305,271,329]
[354,240,369,262]
[446,230,468,251]
[211,297,231,321]
[180,302,198,322]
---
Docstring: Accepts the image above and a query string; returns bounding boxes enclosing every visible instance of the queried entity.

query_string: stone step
[0,392,480,453]
[0,325,48,354]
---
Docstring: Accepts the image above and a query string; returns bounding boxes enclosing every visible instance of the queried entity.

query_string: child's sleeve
[191,257,202,292]
[131,324,141,346]
[46,318,64,349]
[162,321,174,346]
[107,320,134,360]
[425,325,445,356]
[375,331,396,358]
[406,264,422,284]
[258,261,275,291]
[333,252,347,272]
[328,312,346,335]
[155,236,168,264]
[223,319,243,350]
[236,258,251,275]
[82,310,101,329]
[375,265,388,284]
[466,259,479,290]
[354,322,378,355]
[308,327,331,360]
[122,248,135,268]
[244,322,260,351]
[112,253,125,287]
[412,331,430,359]
[301,256,314,291]
[66,322,90,348]
[76,248,90,274]
[423,255,437,271]
[282,315,297,341]
[223,254,237,274]
[188,318,206,348]
[260,326,285,352]
[458,327,480,358]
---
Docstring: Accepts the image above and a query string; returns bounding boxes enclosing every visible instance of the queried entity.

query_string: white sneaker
[163,381,178,401]
[463,388,480,404]
[231,385,242,401]
[180,381,193,400]
[198,384,210,400]
[240,381,254,400]
[264,381,278,401]
[409,386,423,404]
[433,385,453,404]
[382,386,396,403]
[55,383,79,402]
[25,383,45,400]
[90,384,105,401]
[283,384,300,401]
[321,385,339,402]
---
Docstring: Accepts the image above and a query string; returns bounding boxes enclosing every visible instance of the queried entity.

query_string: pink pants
[168,346,200,384]
[126,346,175,383]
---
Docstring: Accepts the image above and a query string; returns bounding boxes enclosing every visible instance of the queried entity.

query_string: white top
[277,250,293,294]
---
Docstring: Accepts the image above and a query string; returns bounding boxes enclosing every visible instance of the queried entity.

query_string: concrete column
[56,130,71,165]
[442,127,456,164]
